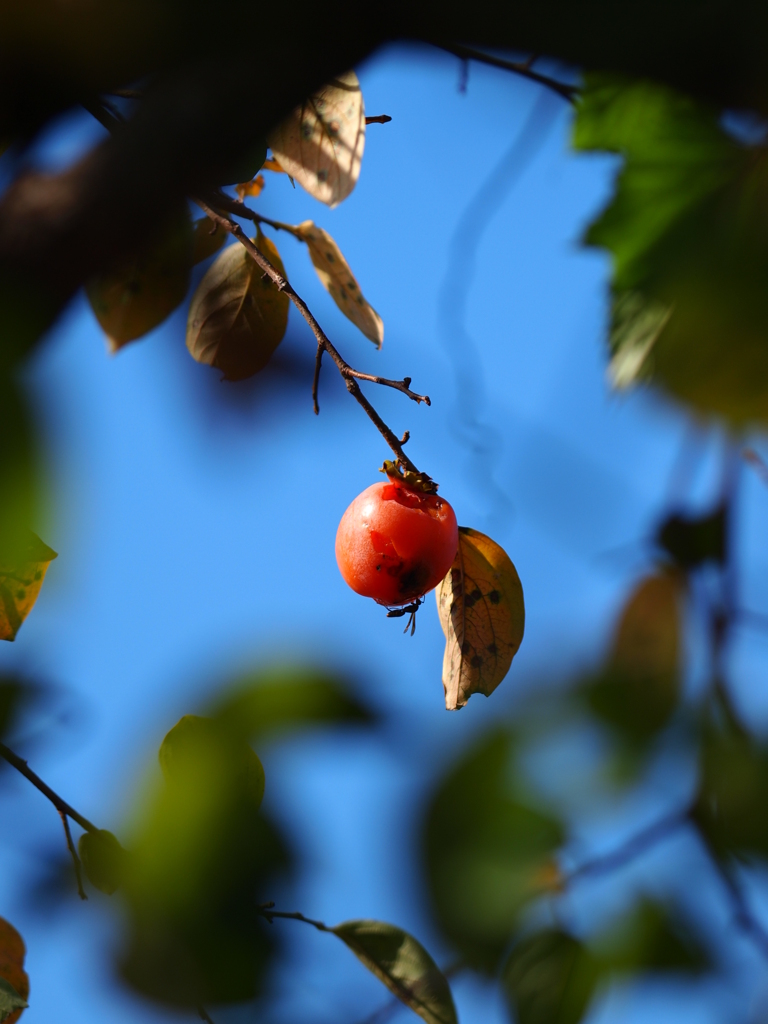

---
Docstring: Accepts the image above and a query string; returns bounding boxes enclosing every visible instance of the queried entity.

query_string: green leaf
[158,714,265,810]
[119,711,290,1006]
[86,206,193,351]
[586,571,684,742]
[595,899,708,975]
[0,380,39,572]
[692,715,768,860]
[210,667,374,741]
[0,532,57,642]
[186,231,289,381]
[574,73,768,425]
[502,930,600,1024]
[78,829,128,896]
[333,920,457,1024]
[435,528,525,711]
[217,137,267,187]
[424,730,563,972]
[0,977,27,1024]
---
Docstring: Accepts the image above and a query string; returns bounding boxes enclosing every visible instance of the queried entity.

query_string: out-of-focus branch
[438,43,578,102]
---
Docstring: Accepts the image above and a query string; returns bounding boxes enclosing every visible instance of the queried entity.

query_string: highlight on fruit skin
[335,477,458,607]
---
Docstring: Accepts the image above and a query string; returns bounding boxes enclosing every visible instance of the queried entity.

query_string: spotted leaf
[0,533,57,642]
[436,527,524,710]
[297,221,383,346]
[268,71,365,207]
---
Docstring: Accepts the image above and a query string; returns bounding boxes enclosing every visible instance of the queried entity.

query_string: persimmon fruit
[336,477,458,606]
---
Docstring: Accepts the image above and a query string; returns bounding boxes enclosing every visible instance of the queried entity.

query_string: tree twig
[197,1006,217,1024]
[59,810,88,900]
[438,44,578,103]
[312,342,324,415]
[564,808,691,885]
[258,904,331,932]
[0,742,99,834]
[365,115,392,125]
[193,197,429,478]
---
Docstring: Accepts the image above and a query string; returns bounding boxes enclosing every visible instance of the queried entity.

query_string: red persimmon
[335,477,458,606]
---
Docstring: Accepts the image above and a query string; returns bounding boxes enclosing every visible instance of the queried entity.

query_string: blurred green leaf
[0,380,40,571]
[0,977,27,1024]
[86,206,193,352]
[595,899,708,975]
[119,711,290,1006]
[217,137,267,187]
[159,714,265,809]
[586,571,684,743]
[211,666,374,741]
[574,74,768,425]
[78,830,128,896]
[186,230,289,381]
[502,930,600,1024]
[0,532,57,642]
[424,731,563,972]
[693,716,768,860]
[656,505,727,569]
[333,920,457,1024]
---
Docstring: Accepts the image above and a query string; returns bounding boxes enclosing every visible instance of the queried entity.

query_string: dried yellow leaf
[297,221,383,346]
[436,528,524,710]
[268,71,365,207]
[0,533,57,642]
[235,174,266,201]
[609,571,682,683]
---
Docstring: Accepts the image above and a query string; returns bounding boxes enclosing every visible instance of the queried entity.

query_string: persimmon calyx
[379,460,438,495]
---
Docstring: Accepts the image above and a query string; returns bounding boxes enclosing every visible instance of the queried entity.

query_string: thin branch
[699,841,768,960]
[564,808,690,885]
[438,43,578,103]
[258,905,331,933]
[197,1006,217,1024]
[0,742,99,834]
[193,197,428,477]
[365,115,392,125]
[59,811,88,900]
[204,194,431,409]
[312,342,324,415]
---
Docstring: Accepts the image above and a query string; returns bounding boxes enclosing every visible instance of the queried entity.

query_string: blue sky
[3,42,768,1024]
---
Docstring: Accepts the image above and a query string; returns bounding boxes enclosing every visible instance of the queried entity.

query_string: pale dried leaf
[268,71,365,207]
[297,221,383,346]
[436,527,524,710]
[333,920,458,1024]
[0,533,57,642]
[186,234,289,381]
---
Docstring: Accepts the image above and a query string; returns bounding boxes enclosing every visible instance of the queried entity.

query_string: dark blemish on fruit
[488,590,501,604]
[398,563,430,598]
